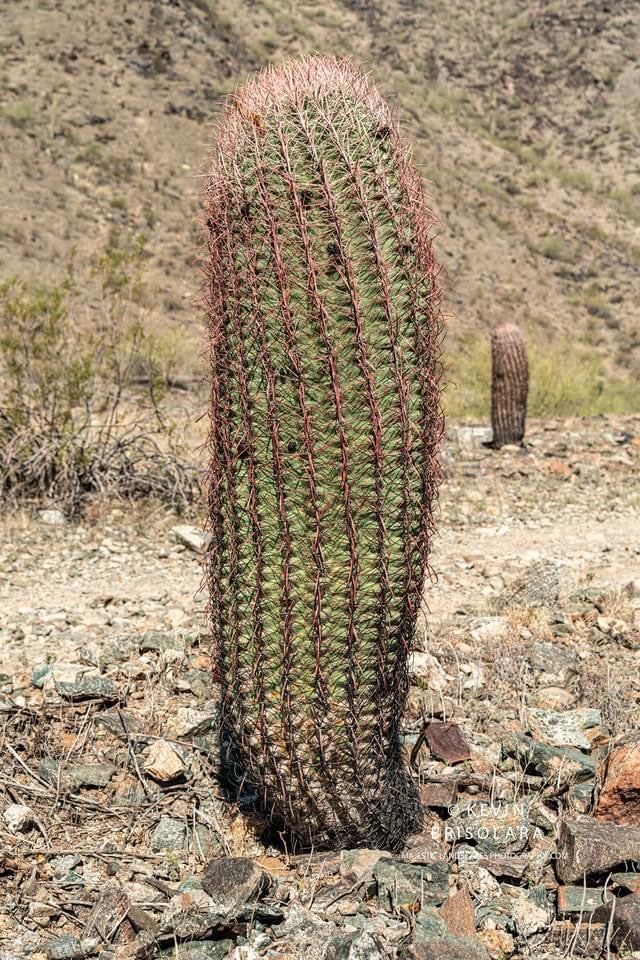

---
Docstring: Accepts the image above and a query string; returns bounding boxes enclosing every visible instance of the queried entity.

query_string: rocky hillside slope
[1,0,639,379]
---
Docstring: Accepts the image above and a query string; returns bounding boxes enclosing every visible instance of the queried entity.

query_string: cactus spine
[491,323,528,449]
[204,56,443,851]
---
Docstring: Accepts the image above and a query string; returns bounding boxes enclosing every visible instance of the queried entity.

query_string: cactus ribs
[203,56,444,851]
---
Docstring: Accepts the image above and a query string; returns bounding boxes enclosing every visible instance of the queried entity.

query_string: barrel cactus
[203,56,443,851]
[490,323,528,449]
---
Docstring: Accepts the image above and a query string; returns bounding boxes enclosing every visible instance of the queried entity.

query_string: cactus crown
[204,55,443,850]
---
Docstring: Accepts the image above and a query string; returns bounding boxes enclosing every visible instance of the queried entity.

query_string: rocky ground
[0,413,639,960]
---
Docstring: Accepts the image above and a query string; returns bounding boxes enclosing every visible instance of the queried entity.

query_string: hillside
[1,0,639,395]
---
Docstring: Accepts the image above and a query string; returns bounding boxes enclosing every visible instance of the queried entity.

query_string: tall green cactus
[204,56,443,851]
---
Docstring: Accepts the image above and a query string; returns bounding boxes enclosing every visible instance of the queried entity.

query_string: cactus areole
[204,56,443,851]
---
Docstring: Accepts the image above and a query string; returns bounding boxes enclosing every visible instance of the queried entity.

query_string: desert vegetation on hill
[1,0,639,433]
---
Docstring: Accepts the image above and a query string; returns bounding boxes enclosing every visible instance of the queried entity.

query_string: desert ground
[1,413,638,959]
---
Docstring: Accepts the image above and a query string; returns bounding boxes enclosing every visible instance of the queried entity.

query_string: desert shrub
[0,234,199,514]
[2,101,36,130]
[527,234,570,261]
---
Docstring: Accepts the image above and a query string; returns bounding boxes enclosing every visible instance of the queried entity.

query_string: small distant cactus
[203,56,443,851]
[490,323,528,448]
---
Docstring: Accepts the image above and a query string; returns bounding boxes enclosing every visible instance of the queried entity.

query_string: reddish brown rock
[440,888,476,937]
[551,920,607,957]
[402,940,489,960]
[425,722,472,764]
[596,732,640,826]
[419,779,458,810]
[556,816,640,883]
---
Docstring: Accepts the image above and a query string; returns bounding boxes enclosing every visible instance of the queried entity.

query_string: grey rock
[557,816,640,883]
[526,707,605,750]
[171,524,211,553]
[592,892,640,951]
[311,879,365,914]
[340,848,390,881]
[165,705,219,738]
[96,708,142,739]
[39,509,67,526]
[38,759,116,790]
[504,734,596,785]
[139,630,179,653]
[568,780,595,814]
[178,875,204,893]
[39,757,62,785]
[454,426,493,449]
[268,905,338,955]
[55,674,119,702]
[414,905,450,942]
[158,942,233,960]
[625,578,640,599]
[201,857,268,911]
[475,894,514,929]
[68,762,117,788]
[159,889,224,939]
[323,930,388,960]
[527,642,580,680]
[45,936,99,960]
[3,802,34,831]
[177,667,211,697]
[32,663,52,688]
[32,661,86,690]
[372,857,449,910]
[509,886,553,936]
[51,854,82,879]
[501,559,561,608]
[150,816,187,852]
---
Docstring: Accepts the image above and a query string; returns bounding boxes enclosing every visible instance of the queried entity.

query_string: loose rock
[425,722,472,763]
[55,674,119,702]
[143,740,186,782]
[526,707,605,750]
[556,816,640,882]
[171,525,211,553]
[3,803,34,832]
[440,888,476,937]
[596,731,640,825]
[592,893,640,951]
[201,857,269,919]
[500,559,561,608]
[150,816,187,852]
[372,857,449,911]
